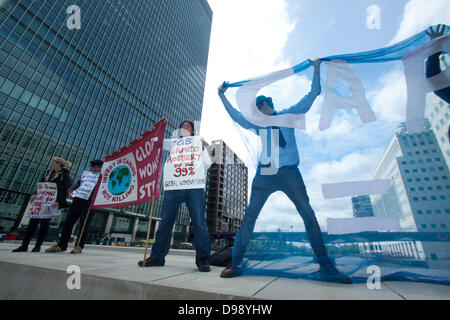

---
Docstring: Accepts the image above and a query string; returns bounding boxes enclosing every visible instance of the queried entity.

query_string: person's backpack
[208,244,232,267]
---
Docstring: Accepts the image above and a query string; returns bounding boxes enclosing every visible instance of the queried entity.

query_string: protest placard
[71,171,100,200]
[163,136,206,190]
[26,182,59,218]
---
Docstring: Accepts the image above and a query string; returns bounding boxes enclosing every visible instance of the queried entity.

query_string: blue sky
[200,0,450,232]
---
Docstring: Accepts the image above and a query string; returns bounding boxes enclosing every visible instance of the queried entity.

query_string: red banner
[91,119,166,209]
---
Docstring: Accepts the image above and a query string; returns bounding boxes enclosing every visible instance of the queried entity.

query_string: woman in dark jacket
[12,157,73,252]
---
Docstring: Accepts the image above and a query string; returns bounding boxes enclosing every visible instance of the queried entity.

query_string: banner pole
[142,195,155,267]
[75,208,91,250]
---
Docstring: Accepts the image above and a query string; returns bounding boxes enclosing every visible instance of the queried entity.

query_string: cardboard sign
[72,171,100,200]
[26,182,60,219]
[163,136,206,190]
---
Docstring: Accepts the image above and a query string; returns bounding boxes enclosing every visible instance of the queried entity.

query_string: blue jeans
[232,165,330,271]
[151,188,210,263]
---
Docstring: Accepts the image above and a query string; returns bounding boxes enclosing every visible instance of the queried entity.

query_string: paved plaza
[1,242,449,300]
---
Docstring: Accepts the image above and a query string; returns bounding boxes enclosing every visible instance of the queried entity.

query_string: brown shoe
[220,261,234,278]
[70,246,83,254]
[45,245,63,253]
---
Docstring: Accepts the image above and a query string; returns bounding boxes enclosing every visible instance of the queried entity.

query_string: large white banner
[71,171,100,200]
[163,136,206,190]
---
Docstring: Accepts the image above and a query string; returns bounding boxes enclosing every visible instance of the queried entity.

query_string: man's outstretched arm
[218,82,262,130]
[279,60,321,115]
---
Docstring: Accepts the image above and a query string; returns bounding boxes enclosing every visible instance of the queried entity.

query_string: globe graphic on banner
[107,165,132,196]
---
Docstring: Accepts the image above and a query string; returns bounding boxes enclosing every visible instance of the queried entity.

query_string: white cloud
[390,0,450,44]
[307,150,382,184]
[369,69,407,124]
[303,99,356,142]
[253,149,384,232]
[254,192,305,232]
[199,0,449,233]
[200,0,296,157]
[200,0,298,232]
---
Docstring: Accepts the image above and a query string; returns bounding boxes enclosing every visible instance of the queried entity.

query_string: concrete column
[400,242,405,256]
[104,212,114,234]
[388,243,394,255]
[358,243,365,255]
[170,225,175,246]
[153,220,160,240]
[403,242,408,257]
[131,217,139,243]
[404,242,412,257]
[410,242,419,259]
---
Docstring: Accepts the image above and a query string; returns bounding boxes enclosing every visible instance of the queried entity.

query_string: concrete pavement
[1,242,449,300]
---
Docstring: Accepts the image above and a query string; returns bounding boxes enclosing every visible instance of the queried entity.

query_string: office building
[370,121,450,266]
[205,140,248,248]
[426,94,450,170]
[0,0,212,246]
[351,195,374,217]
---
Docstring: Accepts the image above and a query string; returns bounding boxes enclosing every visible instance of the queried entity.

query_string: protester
[138,120,211,272]
[12,157,72,253]
[217,60,352,284]
[45,159,103,254]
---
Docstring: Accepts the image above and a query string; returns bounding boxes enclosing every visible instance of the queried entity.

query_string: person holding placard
[138,121,211,272]
[45,159,103,254]
[12,157,72,253]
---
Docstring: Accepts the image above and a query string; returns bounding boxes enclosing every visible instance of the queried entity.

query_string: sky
[199,0,450,232]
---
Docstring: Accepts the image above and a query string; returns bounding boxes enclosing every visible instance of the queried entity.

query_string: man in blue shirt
[218,60,351,284]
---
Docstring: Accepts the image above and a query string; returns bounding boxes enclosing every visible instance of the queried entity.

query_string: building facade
[0,0,212,245]
[205,140,248,248]
[351,195,374,217]
[426,94,450,170]
[370,121,450,266]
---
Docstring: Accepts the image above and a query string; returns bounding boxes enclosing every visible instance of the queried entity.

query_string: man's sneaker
[138,257,165,267]
[31,246,41,252]
[45,245,63,253]
[319,263,352,284]
[196,258,210,272]
[12,246,27,252]
[70,246,83,254]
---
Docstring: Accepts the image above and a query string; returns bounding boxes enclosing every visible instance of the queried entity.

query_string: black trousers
[58,198,92,250]
[21,218,51,248]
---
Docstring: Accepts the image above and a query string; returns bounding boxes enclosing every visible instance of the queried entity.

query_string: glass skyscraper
[0,0,212,242]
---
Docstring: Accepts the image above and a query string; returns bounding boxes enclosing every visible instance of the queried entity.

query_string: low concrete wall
[0,261,247,300]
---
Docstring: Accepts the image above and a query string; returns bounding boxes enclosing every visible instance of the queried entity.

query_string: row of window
[412,195,448,201]
[410,185,450,191]
[406,176,448,183]
[420,223,448,230]
[401,158,442,165]
[417,209,450,215]
[405,149,438,156]
[404,167,446,174]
